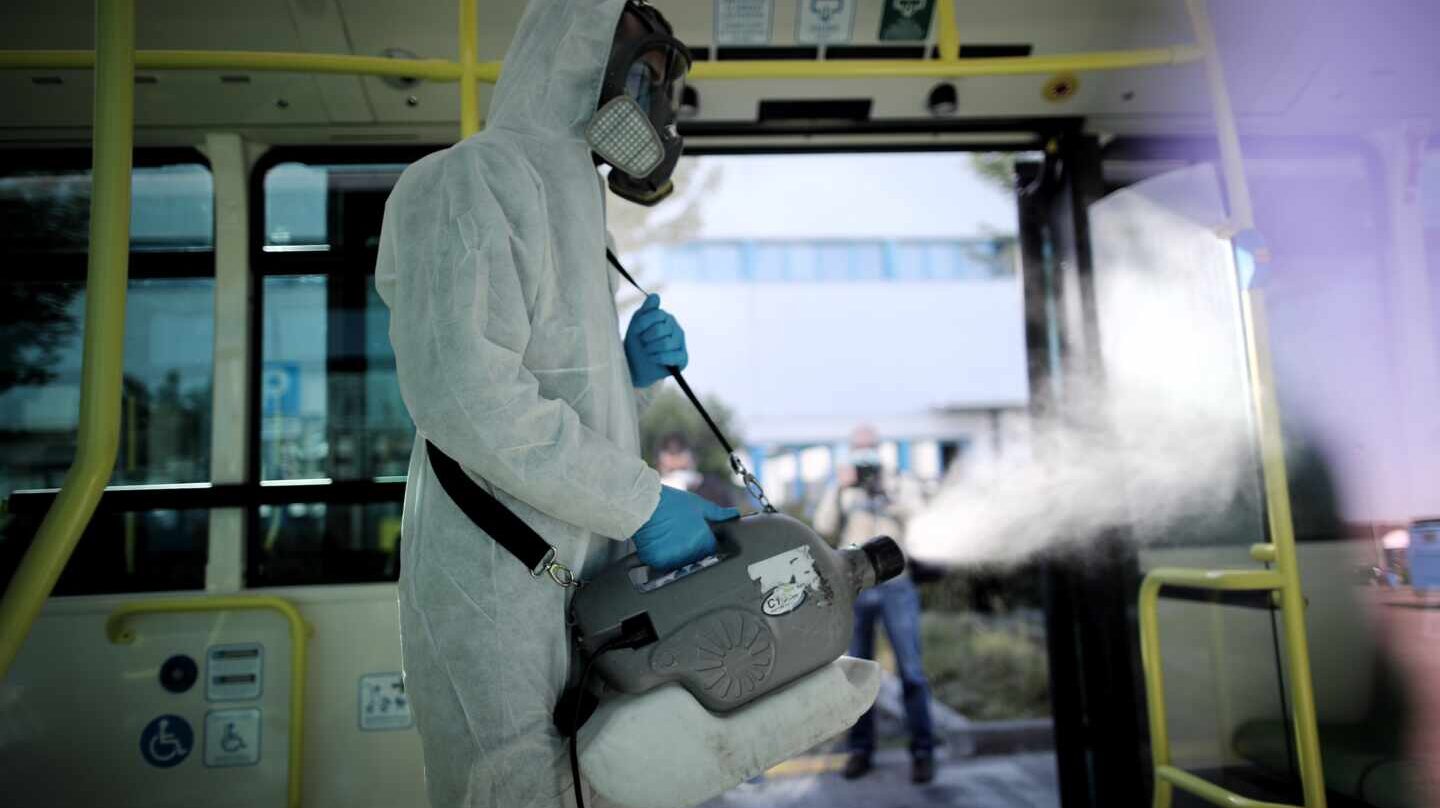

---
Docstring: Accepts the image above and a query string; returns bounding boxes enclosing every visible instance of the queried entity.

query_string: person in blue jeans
[813,426,936,784]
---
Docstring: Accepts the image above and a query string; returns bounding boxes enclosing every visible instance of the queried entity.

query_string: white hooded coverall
[375,1,662,804]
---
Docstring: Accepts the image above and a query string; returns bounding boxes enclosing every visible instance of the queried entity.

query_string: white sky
[639,152,1030,444]
[690,152,1019,240]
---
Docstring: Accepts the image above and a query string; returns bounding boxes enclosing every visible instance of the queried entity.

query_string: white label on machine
[359,672,413,731]
[206,643,263,702]
[715,0,773,46]
[795,0,856,44]
[204,708,261,767]
[748,545,822,595]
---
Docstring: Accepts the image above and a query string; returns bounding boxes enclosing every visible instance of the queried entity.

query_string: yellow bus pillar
[458,0,480,138]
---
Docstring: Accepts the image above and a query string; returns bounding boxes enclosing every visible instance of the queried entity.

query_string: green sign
[878,0,936,42]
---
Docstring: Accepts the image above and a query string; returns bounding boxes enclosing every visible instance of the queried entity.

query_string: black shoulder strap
[424,440,553,574]
[421,249,761,579]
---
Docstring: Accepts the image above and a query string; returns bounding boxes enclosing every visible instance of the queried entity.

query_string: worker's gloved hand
[624,293,688,388]
[632,486,739,572]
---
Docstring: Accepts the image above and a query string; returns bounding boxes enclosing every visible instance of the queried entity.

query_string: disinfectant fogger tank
[573,512,905,712]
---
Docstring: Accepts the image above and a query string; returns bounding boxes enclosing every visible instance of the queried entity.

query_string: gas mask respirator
[587,1,690,206]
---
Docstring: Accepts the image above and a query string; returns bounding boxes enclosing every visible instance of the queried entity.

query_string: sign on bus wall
[715,0,774,46]
[879,0,937,42]
[796,0,856,44]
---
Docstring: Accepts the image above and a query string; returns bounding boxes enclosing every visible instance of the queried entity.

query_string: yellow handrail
[107,595,313,808]
[0,0,134,676]
[1156,766,1304,808]
[1136,2,1327,807]
[1138,297,1327,808]
[458,0,481,137]
[0,45,1201,83]
[1241,287,1326,807]
[0,49,481,81]
[937,0,960,63]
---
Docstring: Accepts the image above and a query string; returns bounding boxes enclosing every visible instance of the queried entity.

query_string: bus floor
[699,750,1060,808]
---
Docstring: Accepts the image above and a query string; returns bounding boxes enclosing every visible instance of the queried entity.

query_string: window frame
[243,146,440,587]
[1,146,220,594]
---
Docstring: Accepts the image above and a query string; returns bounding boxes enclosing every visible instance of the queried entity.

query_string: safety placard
[796,0,856,45]
[206,643,263,702]
[359,672,413,731]
[205,708,261,767]
[715,0,773,46]
[879,0,936,42]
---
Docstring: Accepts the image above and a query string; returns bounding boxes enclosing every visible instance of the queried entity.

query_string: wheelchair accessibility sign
[140,714,193,768]
[205,708,261,767]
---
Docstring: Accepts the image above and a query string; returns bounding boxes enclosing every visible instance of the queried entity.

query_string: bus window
[249,157,421,587]
[0,155,215,595]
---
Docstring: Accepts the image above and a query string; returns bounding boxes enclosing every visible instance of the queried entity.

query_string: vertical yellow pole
[1184,0,1253,230]
[936,0,960,62]
[1138,577,1174,808]
[0,0,135,676]
[1241,287,1327,808]
[458,0,479,138]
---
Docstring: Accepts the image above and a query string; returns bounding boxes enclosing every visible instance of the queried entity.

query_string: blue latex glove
[623,293,688,388]
[632,486,740,572]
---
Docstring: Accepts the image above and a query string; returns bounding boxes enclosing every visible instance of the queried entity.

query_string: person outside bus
[654,431,738,508]
[813,425,937,784]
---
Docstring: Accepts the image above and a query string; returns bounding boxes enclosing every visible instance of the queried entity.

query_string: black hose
[568,636,626,808]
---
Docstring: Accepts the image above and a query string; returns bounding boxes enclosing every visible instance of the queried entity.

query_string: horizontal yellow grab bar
[0,49,491,81]
[2,45,1200,84]
[1157,766,1303,808]
[1143,567,1284,592]
[107,595,312,808]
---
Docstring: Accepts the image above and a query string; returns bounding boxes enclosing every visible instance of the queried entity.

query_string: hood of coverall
[486,0,629,140]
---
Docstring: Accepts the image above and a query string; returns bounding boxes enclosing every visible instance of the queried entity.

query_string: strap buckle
[531,547,581,588]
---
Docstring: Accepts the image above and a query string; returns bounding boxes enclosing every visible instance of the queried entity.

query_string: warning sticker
[795,0,856,45]
[359,672,413,731]
[879,0,936,42]
[715,0,773,46]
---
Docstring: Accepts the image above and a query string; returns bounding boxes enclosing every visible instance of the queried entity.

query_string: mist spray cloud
[907,167,1264,568]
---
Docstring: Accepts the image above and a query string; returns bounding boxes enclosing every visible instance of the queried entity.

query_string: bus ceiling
[6,2,1433,149]
[0,0,1251,148]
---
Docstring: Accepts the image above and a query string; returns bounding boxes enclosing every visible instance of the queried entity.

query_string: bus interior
[1,1,1437,807]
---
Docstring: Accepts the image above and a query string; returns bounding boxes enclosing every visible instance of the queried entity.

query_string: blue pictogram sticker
[140,714,193,768]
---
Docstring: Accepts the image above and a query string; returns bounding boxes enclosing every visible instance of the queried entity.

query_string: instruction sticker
[796,0,856,45]
[879,0,936,42]
[715,0,773,46]
[359,672,413,731]
[204,708,261,768]
[206,643,263,702]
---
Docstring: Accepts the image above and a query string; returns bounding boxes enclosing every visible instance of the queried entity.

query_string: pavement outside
[699,750,1060,808]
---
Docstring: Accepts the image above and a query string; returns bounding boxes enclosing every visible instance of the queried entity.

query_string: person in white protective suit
[375,2,737,806]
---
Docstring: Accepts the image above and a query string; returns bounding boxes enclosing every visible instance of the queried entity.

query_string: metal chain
[730,453,777,514]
